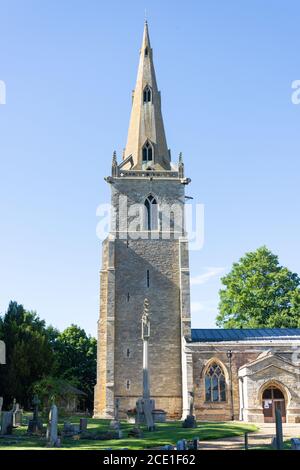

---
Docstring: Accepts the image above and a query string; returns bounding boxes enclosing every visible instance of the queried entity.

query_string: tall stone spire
[123,21,170,170]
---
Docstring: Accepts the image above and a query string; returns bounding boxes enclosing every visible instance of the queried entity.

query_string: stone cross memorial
[182,391,197,428]
[27,395,43,434]
[136,298,155,431]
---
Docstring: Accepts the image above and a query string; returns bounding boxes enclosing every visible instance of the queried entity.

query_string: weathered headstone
[176,439,187,450]
[108,425,122,438]
[109,398,122,438]
[27,395,43,434]
[47,403,58,447]
[0,411,13,435]
[12,403,23,427]
[128,426,143,438]
[80,418,88,432]
[291,438,300,450]
[193,437,199,450]
[63,422,80,436]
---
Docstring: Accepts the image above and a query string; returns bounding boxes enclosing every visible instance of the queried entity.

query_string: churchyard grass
[0,417,257,450]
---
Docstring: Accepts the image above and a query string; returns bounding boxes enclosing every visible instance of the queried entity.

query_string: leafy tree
[216,246,300,328]
[0,303,97,411]
[0,301,56,407]
[54,325,97,410]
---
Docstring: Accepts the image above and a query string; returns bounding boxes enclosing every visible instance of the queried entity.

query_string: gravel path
[200,423,300,450]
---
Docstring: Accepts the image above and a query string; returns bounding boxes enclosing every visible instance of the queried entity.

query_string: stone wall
[189,342,300,422]
[94,176,191,419]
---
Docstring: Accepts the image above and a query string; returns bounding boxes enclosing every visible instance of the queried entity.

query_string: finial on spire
[112,150,118,176]
[178,152,184,178]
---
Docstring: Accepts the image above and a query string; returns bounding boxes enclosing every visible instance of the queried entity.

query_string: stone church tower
[94,22,192,419]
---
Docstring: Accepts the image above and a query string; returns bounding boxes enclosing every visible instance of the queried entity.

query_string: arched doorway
[262,386,286,423]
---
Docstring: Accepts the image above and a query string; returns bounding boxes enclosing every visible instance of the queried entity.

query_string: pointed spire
[123,22,170,170]
[142,20,151,51]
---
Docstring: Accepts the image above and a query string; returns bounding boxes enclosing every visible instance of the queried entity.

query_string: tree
[216,246,300,328]
[0,301,56,407]
[53,325,97,410]
[0,302,97,411]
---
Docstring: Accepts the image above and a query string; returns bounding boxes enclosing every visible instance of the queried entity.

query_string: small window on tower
[126,348,131,358]
[146,269,150,288]
[145,47,148,56]
[142,140,153,162]
[126,379,131,391]
[143,85,152,103]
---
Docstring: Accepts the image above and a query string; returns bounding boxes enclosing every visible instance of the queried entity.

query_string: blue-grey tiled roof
[191,328,300,342]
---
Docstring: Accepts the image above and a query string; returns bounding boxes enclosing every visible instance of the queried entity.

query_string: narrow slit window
[146,270,150,288]
[126,380,131,390]
[126,348,131,358]
[127,293,130,302]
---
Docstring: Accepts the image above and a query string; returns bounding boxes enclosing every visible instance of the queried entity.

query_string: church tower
[94,22,192,419]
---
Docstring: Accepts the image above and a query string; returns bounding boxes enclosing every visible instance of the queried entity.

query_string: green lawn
[0,417,257,450]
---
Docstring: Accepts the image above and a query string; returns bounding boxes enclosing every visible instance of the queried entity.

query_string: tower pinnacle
[123,22,170,171]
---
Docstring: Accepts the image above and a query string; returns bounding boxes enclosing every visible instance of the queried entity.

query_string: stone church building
[94,23,300,424]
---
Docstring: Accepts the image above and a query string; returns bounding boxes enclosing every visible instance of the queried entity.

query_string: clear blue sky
[0,0,299,336]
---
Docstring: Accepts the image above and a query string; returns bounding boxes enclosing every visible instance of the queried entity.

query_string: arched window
[145,47,149,57]
[143,85,152,103]
[142,140,153,163]
[145,195,158,230]
[205,362,226,402]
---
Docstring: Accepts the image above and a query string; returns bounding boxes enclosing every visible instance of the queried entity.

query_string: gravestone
[47,403,58,447]
[182,392,197,428]
[27,395,43,434]
[176,439,187,450]
[128,426,143,438]
[63,422,80,436]
[192,437,199,450]
[80,418,88,432]
[12,403,23,427]
[0,411,13,435]
[109,398,122,438]
[291,438,300,450]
